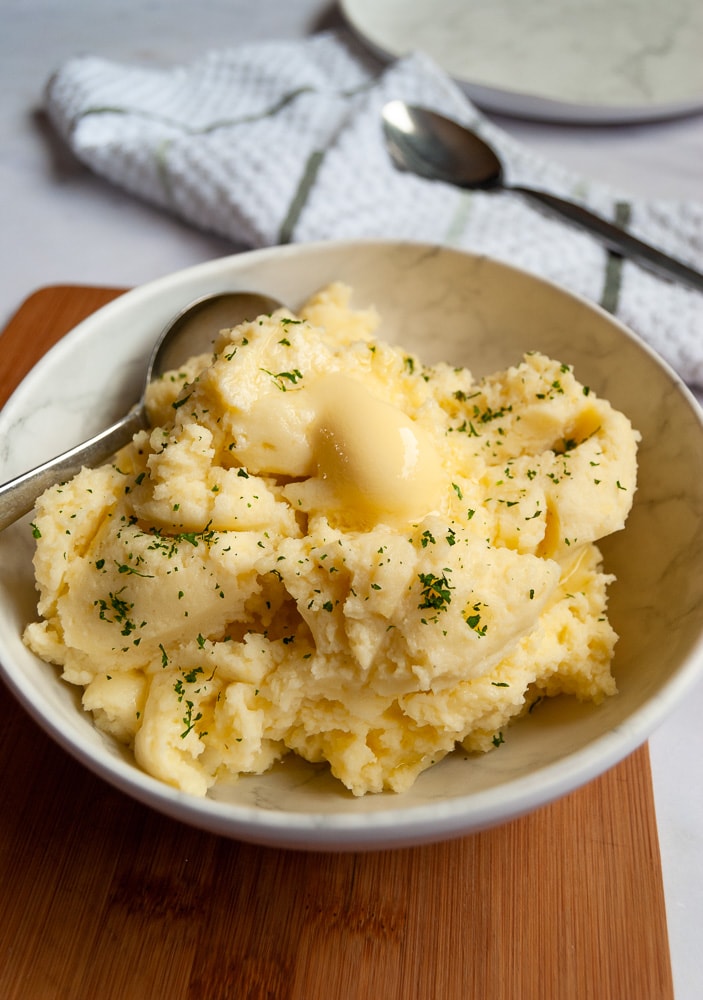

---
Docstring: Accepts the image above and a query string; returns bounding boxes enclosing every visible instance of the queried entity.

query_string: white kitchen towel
[45,32,703,387]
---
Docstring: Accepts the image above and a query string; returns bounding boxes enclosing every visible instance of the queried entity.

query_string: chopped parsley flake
[172,392,193,410]
[465,601,488,637]
[418,570,453,615]
[261,367,304,391]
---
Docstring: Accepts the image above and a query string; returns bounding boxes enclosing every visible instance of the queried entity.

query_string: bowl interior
[1,241,702,848]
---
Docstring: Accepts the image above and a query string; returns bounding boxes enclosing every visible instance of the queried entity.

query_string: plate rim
[340,0,703,125]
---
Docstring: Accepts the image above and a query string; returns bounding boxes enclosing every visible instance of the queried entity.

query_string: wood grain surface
[0,286,673,1000]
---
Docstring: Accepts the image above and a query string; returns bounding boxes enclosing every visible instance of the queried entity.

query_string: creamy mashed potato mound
[24,283,639,797]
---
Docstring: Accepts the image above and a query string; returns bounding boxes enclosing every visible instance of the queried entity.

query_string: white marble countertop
[1,2,702,996]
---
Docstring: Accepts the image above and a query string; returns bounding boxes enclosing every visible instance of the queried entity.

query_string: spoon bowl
[382,100,703,293]
[146,290,282,380]
[383,99,503,190]
[0,289,282,531]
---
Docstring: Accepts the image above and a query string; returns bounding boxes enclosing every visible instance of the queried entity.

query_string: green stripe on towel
[278,149,324,244]
[600,201,632,315]
[443,191,474,246]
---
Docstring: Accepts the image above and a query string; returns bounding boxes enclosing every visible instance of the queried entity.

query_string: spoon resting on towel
[382,100,703,294]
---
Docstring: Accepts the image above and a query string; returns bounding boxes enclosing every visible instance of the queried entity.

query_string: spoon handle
[0,406,147,532]
[512,185,703,293]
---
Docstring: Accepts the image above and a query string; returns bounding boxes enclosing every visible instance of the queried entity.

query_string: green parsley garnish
[261,367,304,391]
[418,570,453,614]
[172,391,193,410]
[420,529,436,548]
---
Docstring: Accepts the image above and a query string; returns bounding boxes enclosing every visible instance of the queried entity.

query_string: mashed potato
[23,283,639,796]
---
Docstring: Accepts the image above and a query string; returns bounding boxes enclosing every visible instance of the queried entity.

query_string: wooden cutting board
[0,285,673,1000]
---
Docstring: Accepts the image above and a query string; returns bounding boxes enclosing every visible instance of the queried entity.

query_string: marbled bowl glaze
[1,241,702,850]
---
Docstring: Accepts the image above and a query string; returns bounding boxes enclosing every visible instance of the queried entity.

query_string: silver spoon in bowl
[0,289,283,531]
[382,100,703,293]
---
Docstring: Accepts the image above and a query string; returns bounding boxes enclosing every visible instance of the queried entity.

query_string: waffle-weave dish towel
[45,32,703,388]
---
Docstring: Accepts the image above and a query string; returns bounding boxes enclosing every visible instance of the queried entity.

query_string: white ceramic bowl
[1,240,702,851]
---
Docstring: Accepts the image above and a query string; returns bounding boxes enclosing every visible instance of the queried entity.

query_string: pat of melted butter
[309,373,445,527]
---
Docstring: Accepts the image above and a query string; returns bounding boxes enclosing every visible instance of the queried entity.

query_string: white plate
[1,240,703,850]
[342,0,703,123]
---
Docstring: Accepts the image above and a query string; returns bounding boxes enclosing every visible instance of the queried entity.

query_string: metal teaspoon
[0,290,283,531]
[382,100,703,293]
